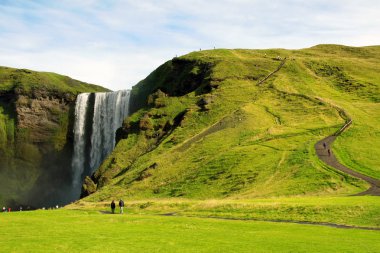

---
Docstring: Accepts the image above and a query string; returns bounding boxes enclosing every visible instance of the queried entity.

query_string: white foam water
[71,90,130,194]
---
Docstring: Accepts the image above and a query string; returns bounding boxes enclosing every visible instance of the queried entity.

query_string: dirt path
[160,213,380,231]
[257,58,287,86]
[315,125,380,196]
[98,210,380,230]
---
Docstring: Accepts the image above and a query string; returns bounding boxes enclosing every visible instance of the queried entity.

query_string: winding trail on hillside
[254,57,380,195]
[314,114,380,196]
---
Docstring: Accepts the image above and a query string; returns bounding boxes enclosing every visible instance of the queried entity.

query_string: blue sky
[0,0,379,90]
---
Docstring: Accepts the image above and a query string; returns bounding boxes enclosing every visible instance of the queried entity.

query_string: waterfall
[71,90,131,193]
[71,93,90,188]
[90,91,130,172]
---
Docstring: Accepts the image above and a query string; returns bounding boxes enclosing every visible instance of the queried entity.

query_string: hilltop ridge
[81,44,380,201]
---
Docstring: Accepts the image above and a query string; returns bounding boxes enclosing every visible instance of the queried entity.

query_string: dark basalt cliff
[0,66,107,208]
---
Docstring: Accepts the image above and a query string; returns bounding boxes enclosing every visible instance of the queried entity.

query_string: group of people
[110,199,124,214]
[323,142,331,156]
[2,205,58,212]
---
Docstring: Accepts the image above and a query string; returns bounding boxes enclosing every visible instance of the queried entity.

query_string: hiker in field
[119,199,124,214]
[2,207,5,212]
[111,200,116,214]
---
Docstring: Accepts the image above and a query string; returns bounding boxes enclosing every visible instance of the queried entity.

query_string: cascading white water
[90,90,130,172]
[71,93,90,188]
[71,90,131,193]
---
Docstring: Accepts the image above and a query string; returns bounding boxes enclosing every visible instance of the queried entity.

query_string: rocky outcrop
[81,176,97,197]
[129,57,214,114]
[0,91,72,207]
[16,95,71,144]
[0,66,108,208]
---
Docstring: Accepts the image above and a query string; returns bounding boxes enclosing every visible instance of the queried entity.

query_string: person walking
[327,149,331,156]
[111,200,116,214]
[119,199,124,214]
[323,142,327,149]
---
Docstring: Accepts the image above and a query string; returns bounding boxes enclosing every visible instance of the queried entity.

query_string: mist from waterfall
[71,90,131,196]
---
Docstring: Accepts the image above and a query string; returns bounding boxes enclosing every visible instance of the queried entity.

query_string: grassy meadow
[1,209,379,253]
[70,196,380,228]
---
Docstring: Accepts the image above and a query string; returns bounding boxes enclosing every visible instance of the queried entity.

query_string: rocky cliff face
[0,67,107,208]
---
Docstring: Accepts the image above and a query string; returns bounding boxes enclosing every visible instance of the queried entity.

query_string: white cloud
[0,0,379,90]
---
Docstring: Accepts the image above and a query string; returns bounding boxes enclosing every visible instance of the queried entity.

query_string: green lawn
[71,196,380,228]
[1,209,379,252]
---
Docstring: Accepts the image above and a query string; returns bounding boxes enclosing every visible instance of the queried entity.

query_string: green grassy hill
[0,66,107,96]
[82,45,379,203]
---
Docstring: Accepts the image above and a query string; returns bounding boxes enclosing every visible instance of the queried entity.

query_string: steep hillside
[0,66,108,207]
[82,45,380,201]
